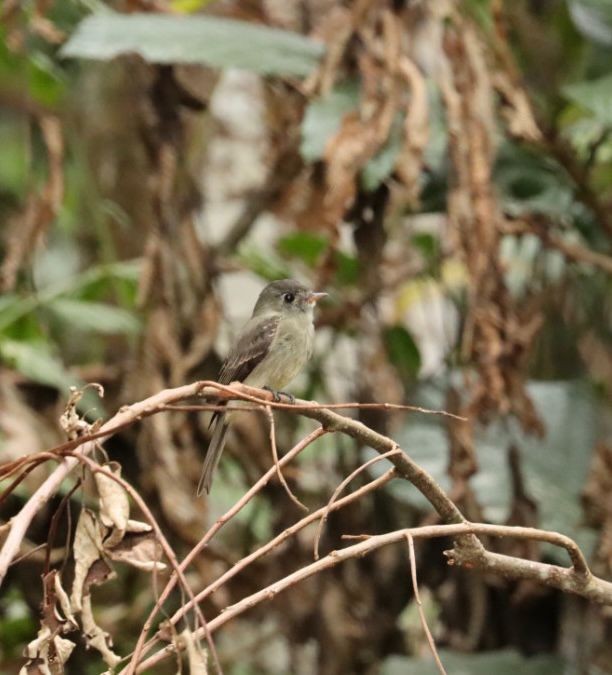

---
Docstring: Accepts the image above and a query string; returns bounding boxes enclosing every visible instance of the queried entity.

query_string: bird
[197,279,327,495]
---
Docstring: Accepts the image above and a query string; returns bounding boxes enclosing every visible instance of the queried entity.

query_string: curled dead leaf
[70,509,105,613]
[19,627,75,675]
[20,571,77,674]
[59,383,104,440]
[107,530,167,572]
[95,461,129,548]
[81,593,121,668]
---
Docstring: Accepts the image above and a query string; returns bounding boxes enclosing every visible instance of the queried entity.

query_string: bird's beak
[307,291,328,305]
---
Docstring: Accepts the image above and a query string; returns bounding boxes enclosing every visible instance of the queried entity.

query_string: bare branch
[135,522,612,672]
[313,447,402,560]
[406,534,447,675]
[264,404,308,512]
[124,426,327,670]
[140,469,397,661]
[70,455,222,675]
[0,380,467,586]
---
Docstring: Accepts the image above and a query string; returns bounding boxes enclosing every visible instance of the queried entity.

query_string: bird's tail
[197,413,230,496]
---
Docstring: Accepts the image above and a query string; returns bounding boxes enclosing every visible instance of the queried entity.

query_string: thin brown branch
[71,455,222,675]
[406,534,447,675]
[264,404,308,512]
[144,469,397,658]
[0,380,471,587]
[135,521,612,672]
[124,427,327,671]
[313,448,402,560]
[0,380,213,586]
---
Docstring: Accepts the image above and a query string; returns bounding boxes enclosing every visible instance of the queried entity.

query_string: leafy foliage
[1,0,612,673]
[61,13,324,75]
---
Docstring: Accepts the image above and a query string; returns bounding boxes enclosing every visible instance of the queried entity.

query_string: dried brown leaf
[81,592,121,668]
[70,509,105,612]
[59,384,104,440]
[20,571,77,675]
[19,627,75,675]
[95,461,129,547]
[107,530,167,572]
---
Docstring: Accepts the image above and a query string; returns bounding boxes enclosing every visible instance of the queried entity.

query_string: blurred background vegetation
[1,0,612,673]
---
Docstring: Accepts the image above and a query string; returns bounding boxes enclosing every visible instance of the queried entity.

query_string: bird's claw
[263,386,295,404]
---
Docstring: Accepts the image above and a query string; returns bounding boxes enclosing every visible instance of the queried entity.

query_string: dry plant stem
[200,383,475,536]
[71,455,222,675]
[147,469,397,656]
[136,521,612,672]
[0,380,213,586]
[406,534,447,675]
[264,404,308,512]
[129,427,327,669]
[313,448,402,560]
[0,377,463,587]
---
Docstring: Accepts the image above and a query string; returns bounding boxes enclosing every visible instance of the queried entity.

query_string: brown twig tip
[406,534,448,675]
[193,381,468,421]
[314,447,402,560]
[264,405,308,513]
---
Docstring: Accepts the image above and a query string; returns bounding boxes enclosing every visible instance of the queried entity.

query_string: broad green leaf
[300,80,360,161]
[48,299,140,334]
[379,380,599,559]
[568,0,612,45]
[361,114,403,192]
[238,248,292,282]
[383,650,571,675]
[0,260,141,333]
[383,325,421,381]
[277,232,360,285]
[563,74,612,126]
[278,232,327,266]
[61,13,324,76]
[335,251,359,286]
[495,143,575,218]
[0,340,76,389]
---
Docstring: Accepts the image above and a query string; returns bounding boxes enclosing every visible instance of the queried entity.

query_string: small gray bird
[197,279,326,495]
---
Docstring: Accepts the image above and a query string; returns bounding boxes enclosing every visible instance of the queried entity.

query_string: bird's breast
[246,316,314,390]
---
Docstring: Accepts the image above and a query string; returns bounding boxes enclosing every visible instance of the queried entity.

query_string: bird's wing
[218,314,280,385]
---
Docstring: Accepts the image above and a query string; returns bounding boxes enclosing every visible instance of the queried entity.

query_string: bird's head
[253,279,327,317]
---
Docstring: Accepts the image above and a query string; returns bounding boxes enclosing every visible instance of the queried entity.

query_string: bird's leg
[263,386,295,404]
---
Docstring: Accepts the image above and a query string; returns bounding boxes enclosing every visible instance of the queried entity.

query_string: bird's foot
[263,386,295,404]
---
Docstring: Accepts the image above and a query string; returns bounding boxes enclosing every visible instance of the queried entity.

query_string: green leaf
[48,298,140,334]
[300,80,360,161]
[0,340,76,389]
[0,261,141,334]
[61,13,324,76]
[334,251,359,286]
[276,232,360,285]
[237,248,292,282]
[278,232,327,267]
[563,74,612,126]
[383,325,421,381]
[495,143,575,218]
[361,114,403,191]
[385,380,599,559]
[568,0,612,45]
[411,233,438,262]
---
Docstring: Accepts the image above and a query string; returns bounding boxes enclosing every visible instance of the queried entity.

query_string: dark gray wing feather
[198,315,280,495]
[217,315,280,385]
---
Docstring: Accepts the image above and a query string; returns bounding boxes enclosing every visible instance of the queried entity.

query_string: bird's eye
[283,292,295,304]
